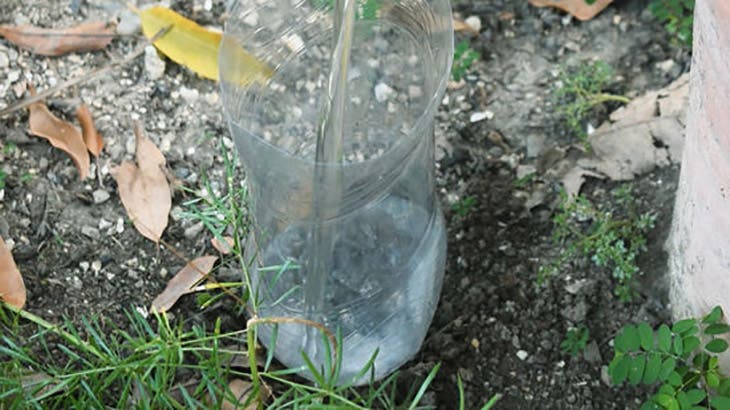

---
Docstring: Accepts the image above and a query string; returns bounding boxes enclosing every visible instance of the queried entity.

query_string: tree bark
[668,0,730,370]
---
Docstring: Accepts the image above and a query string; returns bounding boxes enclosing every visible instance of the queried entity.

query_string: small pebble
[91,260,102,273]
[374,82,394,103]
[92,189,110,204]
[144,45,165,80]
[184,222,204,239]
[117,9,141,36]
[0,52,9,69]
[469,110,494,123]
[81,226,100,240]
[408,85,423,99]
[516,350,529,361]
[465,15,482,32]
[179,86,199,103]
[98,218,113,230]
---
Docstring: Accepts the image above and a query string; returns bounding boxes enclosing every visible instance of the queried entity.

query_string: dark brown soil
[0,0,689,408]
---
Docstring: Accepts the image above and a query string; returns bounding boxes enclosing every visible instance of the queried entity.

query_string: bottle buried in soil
[219,0,453,385]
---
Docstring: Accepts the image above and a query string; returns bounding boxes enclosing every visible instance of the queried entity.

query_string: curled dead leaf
[221,379,270,410]
[0,21,114,56]
[111,123,171,243]
[76,104,104,157]
[27,89,90,180]
[0,237,26,309]
[151,255,218,312]
[528,0,613,21]
[211,236,235,255]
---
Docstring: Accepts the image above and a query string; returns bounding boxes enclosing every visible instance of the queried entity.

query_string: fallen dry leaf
[211,236,235,255]
[528,0,613,21]
[0,21,114,56]
[221,379,270,410]
[150,255,218,312]
[0,237,26,309]
[136,5,271,84]
[560,74,689,194]
[76,104,104,157]
[28,90,90,180]
[112,123,171,243]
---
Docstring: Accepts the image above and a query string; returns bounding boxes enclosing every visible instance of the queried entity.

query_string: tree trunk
[668,0,730,370]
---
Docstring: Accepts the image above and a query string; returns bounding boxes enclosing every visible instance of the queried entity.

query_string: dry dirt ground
[0,0,690,408]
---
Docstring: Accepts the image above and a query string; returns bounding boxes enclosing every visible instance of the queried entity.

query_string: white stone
[7,70,20,82]
[374,83,394,103]
[656,59,676,73]
[516,350,529,361]
[203,0,212,11]
[117,10,141,36]
[98,218,113,230]
[92,189,110,204]
[465,15,482,32]
[469,110,494,123]
[0,52,8,69]
[144,45,165,80]
[91,260,102,274]
[179,86,199,103]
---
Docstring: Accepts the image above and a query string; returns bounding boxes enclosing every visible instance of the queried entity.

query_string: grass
[0,141,501,408]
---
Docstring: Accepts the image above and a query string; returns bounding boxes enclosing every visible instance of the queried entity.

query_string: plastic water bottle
[220,0,453,384]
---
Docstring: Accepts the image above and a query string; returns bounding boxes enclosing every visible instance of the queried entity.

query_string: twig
[0,26,170,118]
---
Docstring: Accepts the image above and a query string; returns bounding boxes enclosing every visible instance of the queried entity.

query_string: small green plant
[20,171,33,184]
[554,60,629,143]
[539,186,657,301]
[561,326,590,356]
[2,142,17,155]
[650,0,694,48]
[452,40,480,81]
[451,195,477,217]
[608,306,730,410]
[0,170,6,189]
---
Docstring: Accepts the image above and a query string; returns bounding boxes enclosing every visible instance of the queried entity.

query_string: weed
[452,40,480,81]
[608,306,730,409]
[451,196,477,217]
[3,142,17,156]
[561,326,590,356]
[554,60,629,144]
[649,0,694,48]
[20,171,33,185]
[539,186,657,301]
[0,170,6,189]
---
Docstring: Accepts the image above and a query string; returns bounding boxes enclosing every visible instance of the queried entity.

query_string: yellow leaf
[136,5,272,84]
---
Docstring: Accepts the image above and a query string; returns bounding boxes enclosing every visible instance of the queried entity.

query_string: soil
[0,0,690,408]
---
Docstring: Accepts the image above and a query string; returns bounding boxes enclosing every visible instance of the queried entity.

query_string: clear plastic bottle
[220,0,453,384]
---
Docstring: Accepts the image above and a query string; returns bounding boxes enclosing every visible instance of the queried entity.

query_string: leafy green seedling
[452,40,480,81]
[649,0,694,48]
[561,326,590,356]
[452,195,477,217]
[554,60,629,144]
[539,185,656,301]
[608,306,730,409]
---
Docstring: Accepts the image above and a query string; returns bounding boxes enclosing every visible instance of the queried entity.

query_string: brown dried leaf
[221,379,270,410]
[151,255,217,312]
[0,21,114,56]
[211,236,235,255]
[28,93,89,180]
[577,74,689,180]
[111,123,171,243]
[0,237,26,309]
[76,104,104,157]
[528,0,613,21]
